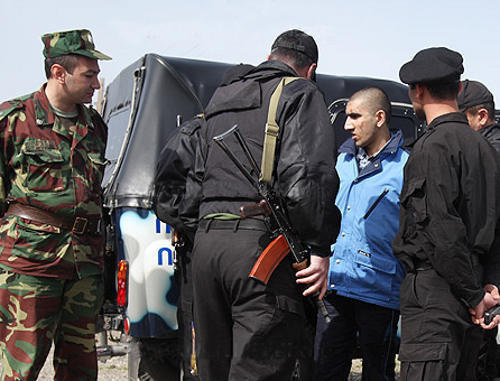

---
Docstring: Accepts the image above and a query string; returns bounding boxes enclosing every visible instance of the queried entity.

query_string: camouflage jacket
[0,85,108,279]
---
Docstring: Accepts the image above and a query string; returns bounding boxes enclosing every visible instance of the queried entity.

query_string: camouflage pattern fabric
[41,29,112,60]
[0,270,103,380]
[0,84,108,279]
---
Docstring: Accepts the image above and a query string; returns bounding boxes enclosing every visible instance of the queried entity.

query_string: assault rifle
[213,124,331,322]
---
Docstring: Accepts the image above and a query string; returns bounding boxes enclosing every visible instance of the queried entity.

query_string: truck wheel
[128,337,181,381]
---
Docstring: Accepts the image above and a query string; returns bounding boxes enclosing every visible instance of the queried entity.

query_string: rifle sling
[260,77,300,184]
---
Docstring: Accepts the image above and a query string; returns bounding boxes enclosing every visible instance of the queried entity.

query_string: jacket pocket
[255,294,305,337]
[400,177,427,224]
[87,153,109,185]
[21,140,68,192]
[399,342,447,380]
[352,251,396,301]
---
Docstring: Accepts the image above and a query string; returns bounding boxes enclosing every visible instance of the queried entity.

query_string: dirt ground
[33,346,128,380]
[3,350,399,380]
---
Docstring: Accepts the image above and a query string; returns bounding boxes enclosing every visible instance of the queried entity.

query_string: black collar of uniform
[244,60,299,81]
[479,121,500,137]
[427,111,469,131]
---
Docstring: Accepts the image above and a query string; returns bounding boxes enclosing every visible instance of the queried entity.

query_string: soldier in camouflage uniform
[0,29,110,380]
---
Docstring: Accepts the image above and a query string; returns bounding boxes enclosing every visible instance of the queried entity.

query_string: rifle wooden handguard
[240,199,272,219]
[249,234,290,284]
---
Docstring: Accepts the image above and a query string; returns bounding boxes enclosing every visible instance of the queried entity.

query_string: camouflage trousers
[0,271,103,381]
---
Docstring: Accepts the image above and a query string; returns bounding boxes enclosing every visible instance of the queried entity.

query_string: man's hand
[469,284,500,329]
[484,284,500,301]
[295,255,329,298]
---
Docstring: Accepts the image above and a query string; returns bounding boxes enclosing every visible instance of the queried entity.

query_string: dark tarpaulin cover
[102,54,411,209]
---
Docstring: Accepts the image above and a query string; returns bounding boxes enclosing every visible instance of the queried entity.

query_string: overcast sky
[2,0,499,104]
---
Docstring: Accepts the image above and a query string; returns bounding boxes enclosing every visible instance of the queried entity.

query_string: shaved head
[349,87,391,126]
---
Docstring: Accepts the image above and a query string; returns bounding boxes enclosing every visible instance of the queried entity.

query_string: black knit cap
[271,29,318,63]
[457,80,494,112]
[399,47,463,85]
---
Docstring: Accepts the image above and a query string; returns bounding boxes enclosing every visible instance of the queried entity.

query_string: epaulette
[180,114,205,136]
[0,99,24,122]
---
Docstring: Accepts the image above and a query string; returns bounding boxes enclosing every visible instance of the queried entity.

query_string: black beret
[271,29,318,63]
[399,47,463,85]
[457,80,494,112]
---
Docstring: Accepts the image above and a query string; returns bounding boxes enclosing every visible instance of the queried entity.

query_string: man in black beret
[393,47,500,380]
[458,79,500,152]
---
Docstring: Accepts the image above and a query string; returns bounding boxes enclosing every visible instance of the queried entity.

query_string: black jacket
[152,64,256,243]
[153,116,206,243]
[480,122,500,153]
[200,60,341,256]
[393,112,500,307]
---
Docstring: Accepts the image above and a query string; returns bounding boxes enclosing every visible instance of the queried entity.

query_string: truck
[95,54,422,380]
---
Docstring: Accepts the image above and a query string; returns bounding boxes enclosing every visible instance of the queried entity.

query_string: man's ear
[414,84,426,101]
[478,108,490,127]
[50,64,66,84]
[306,63,317,81]
[376,110,386,128]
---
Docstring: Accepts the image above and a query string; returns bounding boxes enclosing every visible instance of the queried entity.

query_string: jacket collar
[33,83,94,130]
[427,111,468,131]
[338,129,404,157]
[245,60,299,80]
[480,122,500,137]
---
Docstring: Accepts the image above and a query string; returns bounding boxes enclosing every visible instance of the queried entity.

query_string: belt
[199,218,268,232]
[7,203,101,235]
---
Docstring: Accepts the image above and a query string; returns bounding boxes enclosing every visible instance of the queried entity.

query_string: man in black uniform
[154,115,205,380]
[191,30,341,381]
[153,64,255,380]
[458,79,500,381]
[458,79,500,152]
[393,47,500,380]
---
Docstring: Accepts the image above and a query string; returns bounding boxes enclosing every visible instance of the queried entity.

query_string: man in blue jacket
[314,87,408,380]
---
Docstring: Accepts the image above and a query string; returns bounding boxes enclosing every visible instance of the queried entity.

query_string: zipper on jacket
[363,188,389,219]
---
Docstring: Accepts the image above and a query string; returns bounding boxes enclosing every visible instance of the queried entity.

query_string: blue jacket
[328,130,408,310]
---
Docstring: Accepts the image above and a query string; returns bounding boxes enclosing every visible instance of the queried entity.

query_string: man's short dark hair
[269,47,314,71]
[350,87,392,125]
[466,102,496,121]
[413,80,461,101]
[44,54,79,79]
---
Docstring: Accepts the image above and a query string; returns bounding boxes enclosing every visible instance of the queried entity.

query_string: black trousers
[176,243,199,380]
[399,269,484,381]
[477,327,498,380]
[314,293,399,381]
[192,219,309,381]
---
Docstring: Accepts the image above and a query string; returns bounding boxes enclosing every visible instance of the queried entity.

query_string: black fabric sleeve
[275,81,341,257]
[419,141,485,307]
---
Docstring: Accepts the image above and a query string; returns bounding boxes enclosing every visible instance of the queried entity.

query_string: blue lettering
[158,248,173,266]
[155,219,172,234]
